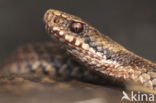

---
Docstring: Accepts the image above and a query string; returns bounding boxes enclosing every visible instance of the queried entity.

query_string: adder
[1,9,156,94]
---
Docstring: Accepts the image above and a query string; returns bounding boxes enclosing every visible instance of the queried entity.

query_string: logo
[121,91,154,102]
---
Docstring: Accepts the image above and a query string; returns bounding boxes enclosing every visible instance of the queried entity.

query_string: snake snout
[44,9,55,25]
[44,9,62,36]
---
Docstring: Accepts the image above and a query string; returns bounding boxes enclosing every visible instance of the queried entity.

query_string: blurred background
[0,1,156,103]
[0,0,156,63]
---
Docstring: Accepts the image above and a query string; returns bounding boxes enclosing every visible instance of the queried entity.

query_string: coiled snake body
[1,9,156,92]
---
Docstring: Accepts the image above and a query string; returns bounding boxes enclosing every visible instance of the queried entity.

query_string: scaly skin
[1,9,156,92]
[44,9,156,90]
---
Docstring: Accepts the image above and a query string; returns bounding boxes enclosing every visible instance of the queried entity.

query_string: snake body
[1,9,156,91]
[1,42,102,83]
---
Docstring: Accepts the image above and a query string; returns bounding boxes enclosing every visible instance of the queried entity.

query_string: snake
[1,9,156,93]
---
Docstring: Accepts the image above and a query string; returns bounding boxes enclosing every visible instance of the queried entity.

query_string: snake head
[44,9,93,48]
[43,9,127,70]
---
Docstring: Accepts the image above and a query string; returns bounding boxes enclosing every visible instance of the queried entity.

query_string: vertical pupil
[73,23,80,32]
[75,23,79,32]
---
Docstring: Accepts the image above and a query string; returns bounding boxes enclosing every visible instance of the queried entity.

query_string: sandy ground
[0,77,132,103]
[0,78,149,103]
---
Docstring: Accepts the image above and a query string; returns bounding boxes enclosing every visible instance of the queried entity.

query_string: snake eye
[70,22,83,33]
